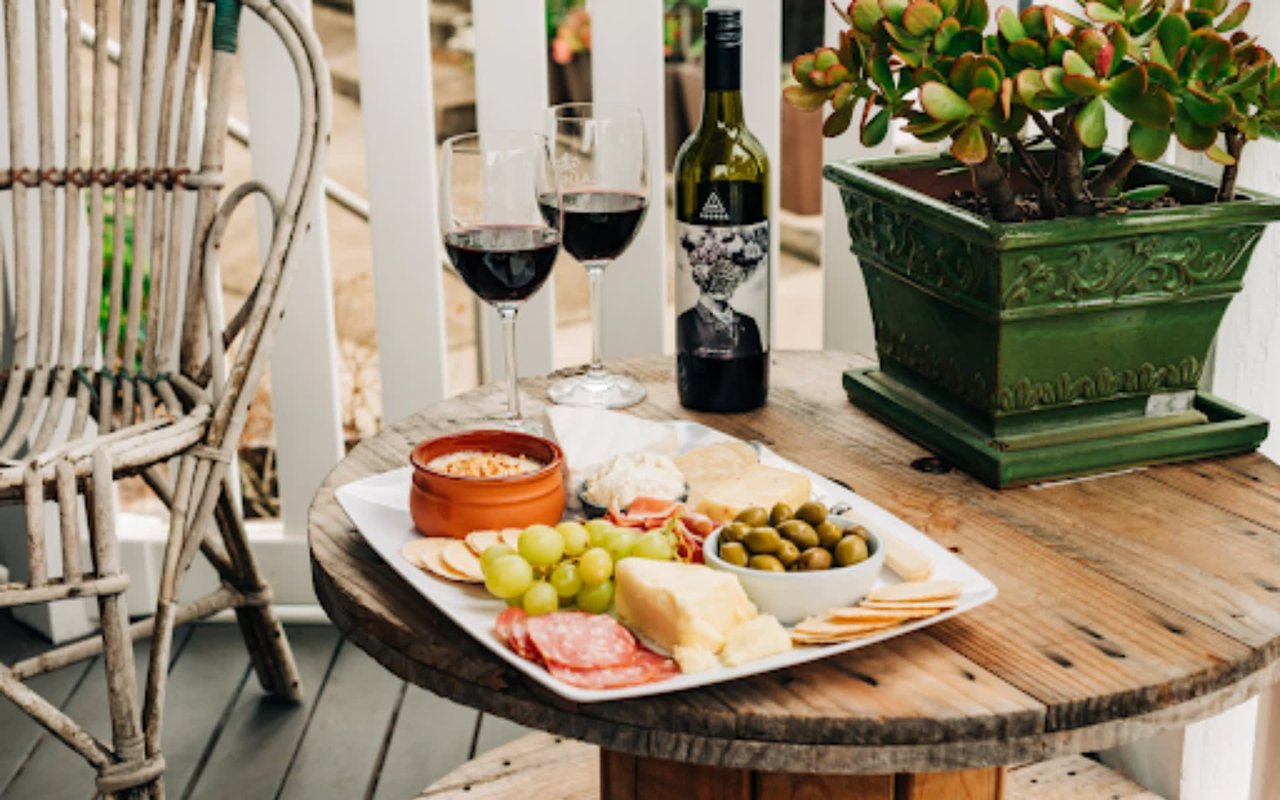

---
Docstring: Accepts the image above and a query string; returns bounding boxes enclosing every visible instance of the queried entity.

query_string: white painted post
[820,1,888,356]
[352,0,448,422]
[588,0,667,357]
[471,0,556,383]
[239,0,344,538]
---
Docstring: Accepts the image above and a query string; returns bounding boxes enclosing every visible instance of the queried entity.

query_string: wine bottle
[673,8,771,413]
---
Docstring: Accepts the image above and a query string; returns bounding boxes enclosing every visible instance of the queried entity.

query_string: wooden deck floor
[0,612,528,799]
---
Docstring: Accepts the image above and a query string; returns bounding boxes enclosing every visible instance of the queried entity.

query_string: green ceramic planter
[825,152,1280,487]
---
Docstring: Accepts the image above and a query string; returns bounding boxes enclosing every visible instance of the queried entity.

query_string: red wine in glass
[444,225,559,304]
[538,190,648,264]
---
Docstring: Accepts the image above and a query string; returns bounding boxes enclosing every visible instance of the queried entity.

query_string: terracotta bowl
[408,430,566,539]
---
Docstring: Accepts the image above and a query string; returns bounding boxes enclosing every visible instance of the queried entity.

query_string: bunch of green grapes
[480,519,674,615]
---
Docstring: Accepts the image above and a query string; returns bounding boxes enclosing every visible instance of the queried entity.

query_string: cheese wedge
[614,559,757,655]
[720,615,793,667]
[695,464,812,523]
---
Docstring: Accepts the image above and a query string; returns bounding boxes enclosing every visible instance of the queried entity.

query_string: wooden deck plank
[277,641,404,800]
[473,714,535,756]
[159,625,253,797]
[372,686,481,800]
[185,625,340,800]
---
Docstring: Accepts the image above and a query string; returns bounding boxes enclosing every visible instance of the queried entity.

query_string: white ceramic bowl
[703,519,886,625]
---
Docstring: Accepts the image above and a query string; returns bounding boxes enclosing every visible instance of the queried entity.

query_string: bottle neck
[702,41,744,128]
[701,90,746,128]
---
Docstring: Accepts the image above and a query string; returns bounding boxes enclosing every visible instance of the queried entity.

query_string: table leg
[599,750,1006,800]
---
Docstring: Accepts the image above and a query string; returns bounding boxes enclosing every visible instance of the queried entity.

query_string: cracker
[400,537,450,569]
[827,606,941,623]
[867,579,964,604]
[792,618,902,636]
[442,540,485,581]
[465,529,503,555]
[499,528,522,548]
[859,600,959,611]
[675,442,758,501]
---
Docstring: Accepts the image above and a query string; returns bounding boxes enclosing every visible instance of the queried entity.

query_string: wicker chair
[0,0,330,796]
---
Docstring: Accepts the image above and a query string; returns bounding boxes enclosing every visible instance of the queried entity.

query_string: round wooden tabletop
[309,351,1280,775]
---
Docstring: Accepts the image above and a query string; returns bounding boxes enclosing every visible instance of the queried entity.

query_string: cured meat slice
[547,650,679,689]
[495,607,539,661]
[495,607,523,645]
[526,612,637,669]
[632,648,681,680]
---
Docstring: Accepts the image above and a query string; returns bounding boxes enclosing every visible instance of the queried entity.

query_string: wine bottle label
[676,181,769,360]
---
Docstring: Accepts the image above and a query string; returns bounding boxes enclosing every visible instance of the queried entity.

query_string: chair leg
[215,476,303,702]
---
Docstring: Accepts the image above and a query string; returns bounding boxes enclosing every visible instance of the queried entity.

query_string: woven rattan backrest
[0,0,328,460]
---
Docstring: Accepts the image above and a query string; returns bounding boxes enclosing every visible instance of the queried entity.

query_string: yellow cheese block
[614,559,757,655]
[720,615,793,667]
[694,464,812,523]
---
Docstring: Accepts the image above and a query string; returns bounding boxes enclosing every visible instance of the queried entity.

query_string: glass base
[548,372,646,409]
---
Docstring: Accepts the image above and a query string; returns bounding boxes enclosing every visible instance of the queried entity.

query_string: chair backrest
[0,0,329,459]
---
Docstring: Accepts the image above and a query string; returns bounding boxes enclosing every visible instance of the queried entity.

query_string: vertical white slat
[589,0,667,358]
[471,0,555,383]
[704,0,781,349]
[352,0,448,422]
[240,0,344,538]
[820,1,888,356]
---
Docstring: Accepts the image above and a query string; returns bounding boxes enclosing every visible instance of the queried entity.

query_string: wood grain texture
[895,767,1005,800]
[419,733,600,799]
[756,772,893,799]
[1006,755,1162,799]
[310,352,1280,775]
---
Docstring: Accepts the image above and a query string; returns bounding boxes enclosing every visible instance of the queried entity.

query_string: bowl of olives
[703,501,885,625]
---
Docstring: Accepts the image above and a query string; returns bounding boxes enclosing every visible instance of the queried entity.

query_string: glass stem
[498,305,521,422]
[587,263,607,379]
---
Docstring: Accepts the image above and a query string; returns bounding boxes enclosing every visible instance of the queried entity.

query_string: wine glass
[541,103,650,408]
[439,131,560,434]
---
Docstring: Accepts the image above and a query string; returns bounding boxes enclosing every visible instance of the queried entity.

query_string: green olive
[748,554,786,573]
[834,535,869,566]
[846,524,870,541]
[768,502,795,527]
[734,507,769,527]
[743,527,783,555]
[719,541,750,567]
[816,520,844,549]
[797,547,833,571]
[777,519,819,550]
[775,539,802,568]
[795,501,828,527]
[720,522,750,544]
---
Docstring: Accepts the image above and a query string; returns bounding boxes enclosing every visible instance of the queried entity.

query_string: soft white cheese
[720,615,793,667]
[672,645,720,674]
[614,559,757,656]
[583,451,686,509]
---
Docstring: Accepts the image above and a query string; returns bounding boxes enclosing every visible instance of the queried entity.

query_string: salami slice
[494,607,539,661]
[495,607,523,646]
[632,648,680,680]
[526,612,637,669]
[548,648,679,689]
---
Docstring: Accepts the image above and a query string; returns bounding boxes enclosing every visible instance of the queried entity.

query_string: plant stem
[1030,110,1066,148]
[975,133,1020,222]
[1218,127,1246,202]
[1010,136,1055,219]
[1057,108,1094,216]
[1089,146,1138,198]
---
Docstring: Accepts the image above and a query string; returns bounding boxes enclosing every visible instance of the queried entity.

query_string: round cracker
[860,599,959,611]
[419,544,481,584]
[499,528,522,548]
[792,618,901,636]
[465,529,503,555]
[867,579,964,604]
[827,606,941,623]
[400,537,451,569]
[442,540,485,581]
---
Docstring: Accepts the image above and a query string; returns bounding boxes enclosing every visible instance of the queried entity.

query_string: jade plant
[786,0,1280,220]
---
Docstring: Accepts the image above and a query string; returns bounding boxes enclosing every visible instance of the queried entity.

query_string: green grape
[632,532,673,561]
[578,547,614,585]
[556,521,590,557]
[522,581,559,615]
[484,554,534,600]
[603,528,637,562]
[549,563,583,600]
[480,544,516,576]
[518,524,564,567]
[575,580,614,614]
[584,519,613,548]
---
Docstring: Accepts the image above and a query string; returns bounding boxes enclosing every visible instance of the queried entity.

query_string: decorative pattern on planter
[1002,229,1258,310]
[874,321,992,411]
[996,358,1204,413]
[842,193,984,301]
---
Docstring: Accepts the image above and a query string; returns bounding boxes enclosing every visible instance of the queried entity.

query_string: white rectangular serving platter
[335,421,997,703]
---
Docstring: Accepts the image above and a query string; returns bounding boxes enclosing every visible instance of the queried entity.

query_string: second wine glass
[541,103,650,408]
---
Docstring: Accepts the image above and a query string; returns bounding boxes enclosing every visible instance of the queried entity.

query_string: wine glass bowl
[542,103,651,409]
[439,131,560,432]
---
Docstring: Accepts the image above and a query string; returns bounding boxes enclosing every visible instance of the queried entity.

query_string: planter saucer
[844,368,1269,488]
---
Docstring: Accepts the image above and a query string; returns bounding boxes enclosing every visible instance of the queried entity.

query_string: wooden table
[309,352,1280,799]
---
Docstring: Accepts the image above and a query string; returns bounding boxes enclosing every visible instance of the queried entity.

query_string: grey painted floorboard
[473,714,534,757]
[372,687,480,800]
[277,642,404,800]
[184,625,340,800]
[158,625,253,797]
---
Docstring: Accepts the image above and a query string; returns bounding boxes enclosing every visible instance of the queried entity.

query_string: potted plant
[787,0,1280,487]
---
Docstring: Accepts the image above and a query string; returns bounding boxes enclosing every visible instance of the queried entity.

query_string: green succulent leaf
[1020,6,1049,39]
[1041,66,1069,96]
[942,27,985,57]
[784,84,830,111]
[1008,38,1047,68]
[996,6,1027,42]
[1064,73,1107,96]
[902,1,944,37]
[853,0,884,34]
[1175,105,1219,149]
[933,16,961,52]
[1185,9,1215,29]
[1111,85,1176,127]
[1217,2,1251,33]
[1064,50,1096,78]
[1074,96,1109,148]
[1118,184,1172,202]
[1129,123,1173,160]
[1182,87,1235,126]
[962,0,989,29]
[861,106,892,145]
[1047,36,1073,65]
[1046,6,1091,30]
[902,113,962,141]
[1085,2,1125,24]
[1158,13,1192,63]
[792,53,817,85]
[921,81,975,121]
[1189,30,1232,81]
[1205,143,1238,165]
[825,98,857,137]
[950,120,989,165]
[871,56,897,96]
[968,86,998,114]
[1016,69,1047,105]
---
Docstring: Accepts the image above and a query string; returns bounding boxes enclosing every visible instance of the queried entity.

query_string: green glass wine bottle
[673,7,771,413]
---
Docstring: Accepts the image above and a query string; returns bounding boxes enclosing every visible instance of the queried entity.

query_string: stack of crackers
[791,579,964,645]
[400,529,520,584]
